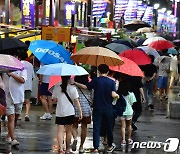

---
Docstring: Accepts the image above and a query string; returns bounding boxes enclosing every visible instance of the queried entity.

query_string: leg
[126,119,132,140]
[40,95,49,113]
[25,99,31,116]
[72,120,78,151]
[121,119,126,142]
[79,123,88,150]
[47,96,53,114]
[65,125,72,152]
[57,125,65,151]
[7,114,15,141]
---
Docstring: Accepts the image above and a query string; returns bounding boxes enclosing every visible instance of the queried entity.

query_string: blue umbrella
[37,63,89,76]
[105,43,130,53]
[167,48,178,55]
[29,40,74,64]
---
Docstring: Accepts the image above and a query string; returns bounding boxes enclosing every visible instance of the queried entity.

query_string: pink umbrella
[109,56,144,77]
[0,54,25,73]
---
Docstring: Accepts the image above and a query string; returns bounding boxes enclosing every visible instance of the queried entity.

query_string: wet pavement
[0,86,180,154]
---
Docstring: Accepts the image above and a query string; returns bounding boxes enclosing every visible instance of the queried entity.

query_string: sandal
[121,140,126,146]
[128,139,133,145]
[107,143,116,152]
[58,150,64,154]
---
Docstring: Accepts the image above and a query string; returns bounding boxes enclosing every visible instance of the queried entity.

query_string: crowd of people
[0,41,180,154]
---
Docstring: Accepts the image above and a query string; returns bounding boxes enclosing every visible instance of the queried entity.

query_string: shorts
[74,116,91,124]
[55,115,75,125]
[170,71,177,78]
[158,76,168,89]
[40,82,52,96]
[6,94,23,116]
[120,115,132,120]
[25,90,32,99]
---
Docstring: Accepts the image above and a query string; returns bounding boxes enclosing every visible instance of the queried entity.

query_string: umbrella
[84,38,108,47]
[167,48,179,55]
[119,49,151,65]
[29,40,74,65]
[137,27,155,33]
[37,63,88,76]
[105,43,130,54]
[148,40,174,50]
[136,38,147,46]
[137,46,160,58]
[0,54,25,73]
[123,20,151,31]
[70,47,124,66]
[173,40,180,47]
[109,57,144,77]
[112,40,134,48]
[143,36,166,45]
[0,38,28,54]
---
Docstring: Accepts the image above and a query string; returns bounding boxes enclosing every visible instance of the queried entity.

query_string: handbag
[113,95,126,117]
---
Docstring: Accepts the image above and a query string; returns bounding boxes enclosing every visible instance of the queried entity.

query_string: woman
[71,75,92,153]
[52,76,82,154]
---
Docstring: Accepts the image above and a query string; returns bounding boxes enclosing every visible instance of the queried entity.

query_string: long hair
[117,80,130,96]
[60,76,71,93]
[74,75,89,85]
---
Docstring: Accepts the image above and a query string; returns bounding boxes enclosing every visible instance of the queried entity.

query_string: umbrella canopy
[167,48,179,55]
[124,20,151,31]
[105,43,131,53]
[173,40,180,47]
[109,57,144,77]
[71,47,124,66]
[84,38,108,47]
[143,36,166,45]
[0,38,28,54]
[136,38,147,46]
[29,40,74,65]
[0,54,25,73]
[112,40,134,48]
[119,49,151,65]
[148,40,174,50]
[37,63,88,76]
[137,27,155,33]
[137,46,160,58]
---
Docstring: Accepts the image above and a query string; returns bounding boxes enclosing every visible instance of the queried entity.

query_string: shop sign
[64,2,76,26]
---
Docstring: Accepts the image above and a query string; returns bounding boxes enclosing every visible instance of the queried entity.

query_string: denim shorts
[6,94,23,116]
[158,76,168,89]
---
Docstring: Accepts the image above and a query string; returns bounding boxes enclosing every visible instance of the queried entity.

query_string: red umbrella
[148,40,174,50]
[119,49,151,65]
[109,57,144,77]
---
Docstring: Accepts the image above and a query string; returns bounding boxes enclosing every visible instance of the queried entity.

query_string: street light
[154,4,160,10]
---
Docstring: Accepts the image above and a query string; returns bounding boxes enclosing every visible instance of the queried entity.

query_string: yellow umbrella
[71,47,124,66]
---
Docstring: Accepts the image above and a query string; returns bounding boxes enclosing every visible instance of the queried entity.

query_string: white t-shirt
[21,61,35,91]
[53,84,79,117]
[170,56,178,72]
[4,70,27,104]
[40,63,50,83]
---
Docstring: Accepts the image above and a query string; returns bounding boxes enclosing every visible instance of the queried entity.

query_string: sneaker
[11,139,19,146]
[159,96,163,101]
[25,115,30,121]
[107,143,116,152]
[128,139,133,145]
[5,137,12,144]
[47,113,52,119]
[40,113,50,120]
[121,140,126,146]
[148,104,154,110]
[71,139,77,151]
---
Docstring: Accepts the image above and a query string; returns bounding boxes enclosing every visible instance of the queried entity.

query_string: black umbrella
[84,38,108,47]
[112,39,134,48]
[137,38,147,46]
[124,20,151,31]
[0,38,28,54]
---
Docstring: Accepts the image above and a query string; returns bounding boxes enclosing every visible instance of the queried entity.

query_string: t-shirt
[123,92,136,116]
[52,84,79,117]
[141,64,157,77]
[86,76,116,110]
[170,56,178,72]
[21,61,35,91]
[158,62,170,77]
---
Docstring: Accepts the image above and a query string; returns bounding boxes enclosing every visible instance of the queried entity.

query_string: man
[74,64,119,153]
[20,51,35,121]
[3,51,27,146]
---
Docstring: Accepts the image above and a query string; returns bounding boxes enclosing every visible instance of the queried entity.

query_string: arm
[52,98,58,104]
[39,74,43,84]
[74,82,87,90]
[7,73,25,83]
[112,91,119,99]
[139,87,146,103]
[149,72,157,81]
[74,98,83,120]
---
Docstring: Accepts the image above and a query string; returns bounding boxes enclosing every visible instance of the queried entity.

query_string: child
[117,81,136,145]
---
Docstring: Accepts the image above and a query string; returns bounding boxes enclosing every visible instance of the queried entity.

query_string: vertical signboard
[137,1,147,20]
[64,1,76,26]
[21,0,35,28]
[142,6,153,25]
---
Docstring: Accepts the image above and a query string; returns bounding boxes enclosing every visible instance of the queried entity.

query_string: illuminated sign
[64,2,76,26]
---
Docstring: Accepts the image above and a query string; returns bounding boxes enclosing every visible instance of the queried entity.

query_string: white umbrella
[143,36,166,45]
[137,46,160,58]
[37,63,89,76]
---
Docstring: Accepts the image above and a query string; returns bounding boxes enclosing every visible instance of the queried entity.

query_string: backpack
[113,95,126,117]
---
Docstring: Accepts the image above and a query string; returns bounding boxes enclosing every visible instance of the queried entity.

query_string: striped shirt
[74,87,92,117]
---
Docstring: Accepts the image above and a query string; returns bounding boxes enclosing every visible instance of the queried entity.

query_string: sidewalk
[0,87,180,154]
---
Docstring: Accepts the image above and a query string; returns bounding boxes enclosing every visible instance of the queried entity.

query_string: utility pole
[49,0,53,26]
[5,0,10,37]
[110,0,114,28]
[42,0,46,25]
[87,0,92,27]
